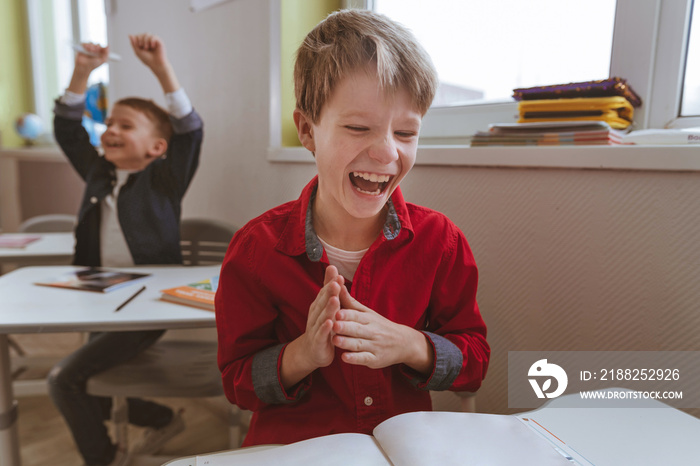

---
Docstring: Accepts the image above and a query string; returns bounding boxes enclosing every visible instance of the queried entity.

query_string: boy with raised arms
[50,33,203,466]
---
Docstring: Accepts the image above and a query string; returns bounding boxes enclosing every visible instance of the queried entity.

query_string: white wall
[107,0,316,227]
[108,0,700,417]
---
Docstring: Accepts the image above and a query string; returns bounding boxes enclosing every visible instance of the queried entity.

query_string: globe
[15,113,44,142]
[85,82,108,124]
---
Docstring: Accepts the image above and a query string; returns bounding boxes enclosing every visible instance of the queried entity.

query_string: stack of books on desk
[160,276,218,311]
[470,121,630,147]
[512,77,642,130]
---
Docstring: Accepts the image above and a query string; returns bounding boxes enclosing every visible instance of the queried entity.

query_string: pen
[72,43,122,61]
[114,285,146,312]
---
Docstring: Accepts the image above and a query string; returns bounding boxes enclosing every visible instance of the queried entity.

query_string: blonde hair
[294,9,438,123]
[114,97,173,141]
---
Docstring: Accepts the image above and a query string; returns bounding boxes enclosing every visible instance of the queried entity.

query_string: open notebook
[193,411,578,466]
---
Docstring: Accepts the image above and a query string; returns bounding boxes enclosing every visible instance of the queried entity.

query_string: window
[270,0,700,167]
[363,0,700,142]
[681,1,700,116]
[26,0,108,130]
[374,0,615,108]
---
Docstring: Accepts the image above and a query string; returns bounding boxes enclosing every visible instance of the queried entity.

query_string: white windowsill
[267,144,700,172]
[0,144,64,162]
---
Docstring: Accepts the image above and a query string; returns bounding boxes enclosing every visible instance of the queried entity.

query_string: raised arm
[67,43,109,94]
[129,33,180,94]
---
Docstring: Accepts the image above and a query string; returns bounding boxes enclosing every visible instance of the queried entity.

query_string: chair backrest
[180,218,237,266]
[19,214,76,233]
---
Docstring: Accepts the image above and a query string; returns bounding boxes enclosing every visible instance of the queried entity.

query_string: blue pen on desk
[114,285,146,312]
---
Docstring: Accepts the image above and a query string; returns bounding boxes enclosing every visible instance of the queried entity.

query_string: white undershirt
[317,236,368,281]
[100,169,135,267]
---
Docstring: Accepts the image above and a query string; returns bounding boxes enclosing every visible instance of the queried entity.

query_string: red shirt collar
[274,176,414,260]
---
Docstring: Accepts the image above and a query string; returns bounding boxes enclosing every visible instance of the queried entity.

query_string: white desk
[162,389,700,466]
[1,233,75,398]
[0,265,220,466]
[0,233,74,272]
[518,388,700,465]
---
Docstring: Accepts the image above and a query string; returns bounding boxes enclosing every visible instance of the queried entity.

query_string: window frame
[26,0,73,127]
[267,0,700,170]
[376,0,699,141]
[25,0,108,130]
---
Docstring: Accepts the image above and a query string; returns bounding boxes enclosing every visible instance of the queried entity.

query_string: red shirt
[215,177,489,446]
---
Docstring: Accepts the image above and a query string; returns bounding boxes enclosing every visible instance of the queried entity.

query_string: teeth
[352,172,391,183]
[354,186,381,195]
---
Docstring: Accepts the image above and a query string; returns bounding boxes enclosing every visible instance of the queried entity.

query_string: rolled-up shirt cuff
[54,98,86,121]
[60,90,86,106]
[164,88,193,119]
[402,331,463,391]
[252,343,310,404]
[169,109,203,134]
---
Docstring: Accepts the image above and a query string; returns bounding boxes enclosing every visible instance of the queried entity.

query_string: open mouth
[103,141,124,149]
[349,171,393,196]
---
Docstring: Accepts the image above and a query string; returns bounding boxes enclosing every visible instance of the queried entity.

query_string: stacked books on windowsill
[470,121,630,147]
[512,77,642,130]
[471,77,642,147]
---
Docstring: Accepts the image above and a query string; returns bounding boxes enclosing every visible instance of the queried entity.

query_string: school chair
[18,214,76,233]
[85,218,246,461]
[179,218,237,266]
[10,214,78,396]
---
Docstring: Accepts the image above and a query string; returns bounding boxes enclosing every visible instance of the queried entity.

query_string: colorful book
[35,268,151,293]
[0,234,41,249]
[512,77,643,108]
[516,97,634,129]
[470,121,630,147]
[160,276,219,311]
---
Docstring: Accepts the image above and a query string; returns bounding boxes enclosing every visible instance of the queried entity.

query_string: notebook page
[372,411,572,466]
[196,433,391,466]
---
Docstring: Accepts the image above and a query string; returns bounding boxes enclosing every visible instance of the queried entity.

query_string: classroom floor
[12,333,231,466]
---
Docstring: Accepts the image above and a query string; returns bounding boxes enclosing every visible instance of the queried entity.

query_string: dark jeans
[47,330,173,466]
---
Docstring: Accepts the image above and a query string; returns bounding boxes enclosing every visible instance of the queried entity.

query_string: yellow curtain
[280,0,342,146]
[0,0,33,147]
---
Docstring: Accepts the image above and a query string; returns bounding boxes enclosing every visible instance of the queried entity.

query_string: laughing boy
[215,9,489,446]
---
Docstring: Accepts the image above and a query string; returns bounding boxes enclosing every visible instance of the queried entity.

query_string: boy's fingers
[334,333,371,353]
[340,350,374,367]
[336,308,370,325]
[325,296,340,318]
[320,282,340,310]
[339,285,369,312]
[324,265,339,285]
[310,281,339,319]
[334,319,370,339]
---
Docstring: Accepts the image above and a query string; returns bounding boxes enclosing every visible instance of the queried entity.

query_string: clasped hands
[302,265,432,372]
